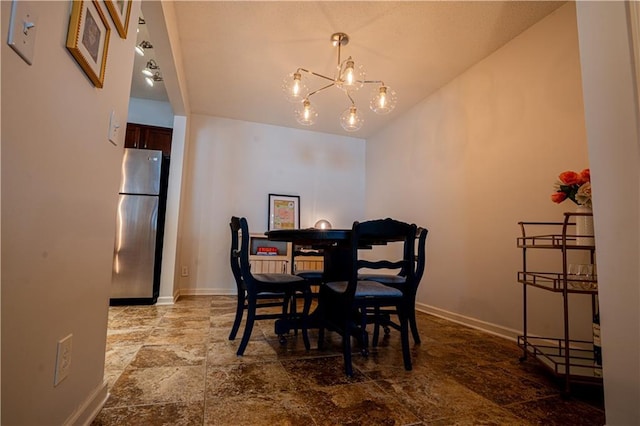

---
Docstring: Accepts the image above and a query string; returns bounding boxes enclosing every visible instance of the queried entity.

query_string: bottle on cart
[593,295,602,377]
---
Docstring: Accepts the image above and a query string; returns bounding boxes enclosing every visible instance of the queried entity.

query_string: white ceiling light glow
[283,32,397,132]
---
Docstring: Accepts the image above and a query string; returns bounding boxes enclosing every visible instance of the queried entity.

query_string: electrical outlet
[181,266,189,277]
[54,334,72,386]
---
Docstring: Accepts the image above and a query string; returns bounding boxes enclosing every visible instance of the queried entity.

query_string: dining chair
[359,226,428,345]
[317,218,417,376]
[228,216,312,356]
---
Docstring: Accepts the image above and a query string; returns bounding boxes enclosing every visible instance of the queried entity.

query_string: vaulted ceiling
[131,1,565,138]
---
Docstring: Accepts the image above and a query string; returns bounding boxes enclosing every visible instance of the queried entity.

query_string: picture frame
[104,0,132,39]
[66,0,111,88]
[268,194,300,231]
[630,1,640,110]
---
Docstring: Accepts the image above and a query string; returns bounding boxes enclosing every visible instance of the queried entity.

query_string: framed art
[630,1,640,111]
[105,0,132,39]
[66,0,111,88]
[268,194,300,230]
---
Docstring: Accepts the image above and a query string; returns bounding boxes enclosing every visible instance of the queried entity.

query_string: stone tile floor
[92,296,605,425]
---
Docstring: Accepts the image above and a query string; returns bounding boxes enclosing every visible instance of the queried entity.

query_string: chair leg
[290,293,299,336]
[237,298,256,356]
[409,305,421,344]
[359,307,369,357]
[317,290,328,350]
[372,306,381,348]
[343,320,354,377]
[228,290,245,341]
[278,292,291,345]
[318,325,325,350]
[301,288,311,351]
[398,306,412,371]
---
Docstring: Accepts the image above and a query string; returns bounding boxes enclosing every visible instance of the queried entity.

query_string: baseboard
[155,295,176,305]
[415,302,520,342]
[177,288,237,297]
[63,381,108,426]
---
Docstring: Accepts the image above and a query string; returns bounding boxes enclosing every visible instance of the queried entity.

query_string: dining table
[266,228,354,282]
[265,227,402,336]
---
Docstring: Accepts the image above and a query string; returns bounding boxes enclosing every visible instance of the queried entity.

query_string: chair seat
[326,280,403,298]
[254,273,305,284]
[296,270,324,280]
[358,274,407,285]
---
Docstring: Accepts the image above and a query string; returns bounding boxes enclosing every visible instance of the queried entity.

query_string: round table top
[266,228,350,245]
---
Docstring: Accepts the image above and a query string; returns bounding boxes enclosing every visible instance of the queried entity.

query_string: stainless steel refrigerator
[111,149,168,305]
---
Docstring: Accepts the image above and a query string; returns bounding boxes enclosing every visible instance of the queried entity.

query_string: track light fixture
[141,59,159,77]
[145,72,163,87]
[135,40,153,56]
[283,32,397,132]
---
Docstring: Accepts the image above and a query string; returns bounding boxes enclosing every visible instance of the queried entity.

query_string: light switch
[108,110,120,145]
[7,1,38,65]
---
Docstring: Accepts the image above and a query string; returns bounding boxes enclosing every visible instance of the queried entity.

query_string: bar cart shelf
[517,212,602,394]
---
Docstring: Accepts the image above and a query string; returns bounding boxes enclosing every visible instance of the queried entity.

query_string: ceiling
[130,1,565,138]
[130,15,170,103]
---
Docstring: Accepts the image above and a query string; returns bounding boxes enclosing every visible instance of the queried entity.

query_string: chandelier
[283,32,397,132]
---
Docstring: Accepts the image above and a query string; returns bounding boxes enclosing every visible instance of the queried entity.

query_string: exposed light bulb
[340,106,363,132]
[292,74,302,96]
[370,85,397,114]
[142,68,153,77]
[344,60,354,85]
[283,72,308,103]
[378,91,386,108]
[135,45,144,56]
[145,76,154,87]
[295,99,317,125]
[337,57,364,91]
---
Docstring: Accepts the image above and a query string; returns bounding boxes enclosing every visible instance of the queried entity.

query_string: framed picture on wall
[630,1,640,109]
[66,0,111,88]
[268,194,300,230]
[104,0,132,39]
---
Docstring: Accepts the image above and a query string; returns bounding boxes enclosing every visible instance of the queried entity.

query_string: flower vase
[576,204,594,246]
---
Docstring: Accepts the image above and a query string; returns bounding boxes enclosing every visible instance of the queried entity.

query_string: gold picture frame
[66,1,110,88]
[105,0,132,39]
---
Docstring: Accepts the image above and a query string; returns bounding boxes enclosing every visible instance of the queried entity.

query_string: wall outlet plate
[7,1,38,65]
[108,110,120,145]
[54,334,72,386]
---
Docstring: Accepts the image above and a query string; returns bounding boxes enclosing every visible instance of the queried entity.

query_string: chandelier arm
[307,82,336,98]
[345,91,356,106]
[298,68,335,82]
[360,80,385,85]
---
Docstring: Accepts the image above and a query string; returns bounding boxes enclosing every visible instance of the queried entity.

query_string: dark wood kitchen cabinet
[125,123,173,157]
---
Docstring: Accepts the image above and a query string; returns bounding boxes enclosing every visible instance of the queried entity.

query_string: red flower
[551,192,568,203]
[551,167,592,208]
[579,168,591,184]
[558,171,581,186]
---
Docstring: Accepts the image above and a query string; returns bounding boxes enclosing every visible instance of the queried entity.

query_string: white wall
[127,97,174,128]
[178,115,365,295]
[366,3,590,339]
[576,2,640,423]
[1,1,139,424]
[158,115,189,304]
